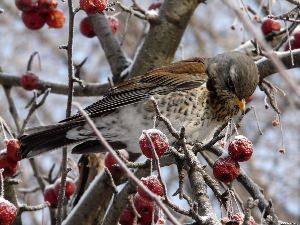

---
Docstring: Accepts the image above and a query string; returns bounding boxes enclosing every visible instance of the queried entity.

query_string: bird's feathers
[20,57,208,158]
[61,57,208,122]
[19,120,86,158]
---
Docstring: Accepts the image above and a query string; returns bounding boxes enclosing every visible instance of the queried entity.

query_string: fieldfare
[19,52,260,158]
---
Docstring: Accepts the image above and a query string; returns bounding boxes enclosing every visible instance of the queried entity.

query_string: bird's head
[206,52,260,110]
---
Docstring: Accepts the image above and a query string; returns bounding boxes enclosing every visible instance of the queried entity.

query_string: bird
[19,52,260,159]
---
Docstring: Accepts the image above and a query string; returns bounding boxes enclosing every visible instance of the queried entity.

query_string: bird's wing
[61,58,208,122]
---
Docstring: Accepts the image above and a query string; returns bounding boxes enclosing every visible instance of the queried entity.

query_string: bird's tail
[19,120,85,159]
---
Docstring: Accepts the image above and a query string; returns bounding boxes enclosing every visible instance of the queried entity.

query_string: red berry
[148,2,161,10]
[134,194,158,225]
[0,153,19,178]
[37,0,58,13]
[80,17,96,38]
[0,197,17,225]
[139,129,169,159]
[294,31,300,44]
[261,18,281,35]
[213,156,240,183]
[5,139,21,162]
[284,38,300,51]
[228,135,254,162]
[108,16,119,34]
[290,32,300,49]
[46,9,65,28]
[119,206,135,225]
[80,0,107,14]
[21,11,45,30]
[20,72,40,90]
[284,40,298,51]
[137,175,164,200]
[54,178,76,200]
[105,150,129,177]
[231,212,256,225]
[44,184,58,208]
[15,0,38,12]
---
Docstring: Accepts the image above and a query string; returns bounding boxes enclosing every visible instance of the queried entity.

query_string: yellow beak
[237,98,246,111]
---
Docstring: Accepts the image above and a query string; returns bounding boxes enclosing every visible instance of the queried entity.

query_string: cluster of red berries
[0,197,18,225]
[0,140,20,224]
[119,175,164,225]
[221,212,256,225]
[80,16,119,38]
[43,177,76,208]
[104,129,168,224]
[213,135,254,183]
[0,139,21,178]
[16,0,65,30]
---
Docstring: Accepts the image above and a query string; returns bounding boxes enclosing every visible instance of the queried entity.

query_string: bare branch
[130,0,203,76]
[89,13,131,83]
[0,72,110,96]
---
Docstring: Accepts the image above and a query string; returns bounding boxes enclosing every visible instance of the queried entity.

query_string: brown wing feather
[61,58,208,122]
[112,57,208,90]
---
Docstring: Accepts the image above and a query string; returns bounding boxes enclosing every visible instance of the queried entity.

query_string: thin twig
[56,0,76,224]
[3,86,21,132]
[150,97,180,139]
[18,186,40,194]
[20,89,50,134]
[29,159,45,191]
[18,202,50,214]
[0,169,4,198]
[116,1,147,20]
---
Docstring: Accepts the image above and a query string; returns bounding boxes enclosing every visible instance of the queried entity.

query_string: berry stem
[279,115,285,150]
[251,106,263,135]
[284,20,295,65]
[26,51,41,72]
[231,119,239,136]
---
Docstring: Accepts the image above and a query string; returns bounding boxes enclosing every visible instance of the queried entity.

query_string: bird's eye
[227,77,235,92]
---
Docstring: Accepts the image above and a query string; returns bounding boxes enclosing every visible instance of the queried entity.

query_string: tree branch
[0,72,109,96]
[89,13,131,83]
[257,49,300,80]
[130,0,203,76]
